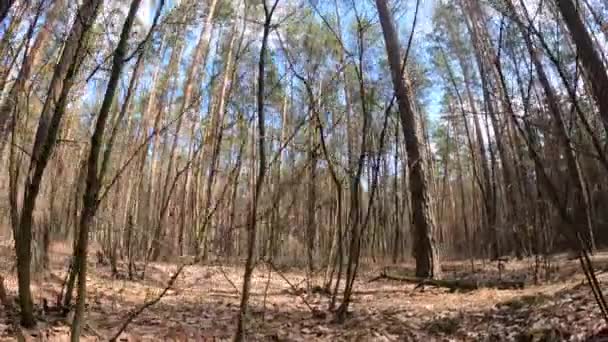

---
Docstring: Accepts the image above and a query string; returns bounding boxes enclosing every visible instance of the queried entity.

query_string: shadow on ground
[1,247,608,341]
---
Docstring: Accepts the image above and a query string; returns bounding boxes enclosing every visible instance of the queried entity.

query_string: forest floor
[1,242,608,341]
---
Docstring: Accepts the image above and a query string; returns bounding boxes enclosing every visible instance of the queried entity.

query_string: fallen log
[370,272,525,291]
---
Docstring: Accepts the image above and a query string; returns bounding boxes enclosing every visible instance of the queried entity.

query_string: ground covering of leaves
[1,242,608,341]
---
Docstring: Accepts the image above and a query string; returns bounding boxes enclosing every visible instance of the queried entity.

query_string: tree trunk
[460,0,519,257]
[0,0,65,154]
[557,0,608,133]
[392,122,401,264]
[376,0,440,278]
[444,21,496,254]
[198,23,236,255]
[234,2,276,340]
[14,0,102,327]
[507,0,595,251]
[147,38,184,257]
[306,79,322,286]
[150,0,219,260]
[0,0,14,24]
[70,1,142,338]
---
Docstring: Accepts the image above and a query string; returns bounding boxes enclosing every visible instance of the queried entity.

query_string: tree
[0,0,14,24]
[0,0,66,155]
[3,0,608,335]
[12,0,102,327]
[70,0,153,338]
[556,0,608,133]
[150,0,220,261]
[432,3,497,258]
[376,0,440,278]
[504,0,595,251]
[234,1,279,340]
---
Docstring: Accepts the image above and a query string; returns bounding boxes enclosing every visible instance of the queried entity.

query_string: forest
[1,0,608,340]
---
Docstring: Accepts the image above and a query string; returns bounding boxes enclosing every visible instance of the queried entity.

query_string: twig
[109,263,190,341]
[218,264,241,295]
[10,142,32,158]
[84,322,103,339]
[265,261,324,317]
[262,264,272,320]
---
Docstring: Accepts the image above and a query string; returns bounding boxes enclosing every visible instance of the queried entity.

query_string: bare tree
[234,1,279,340]
[556,0,608,133]
[70,0,151,338]
[376,0,440,278]
[12,0,102,327]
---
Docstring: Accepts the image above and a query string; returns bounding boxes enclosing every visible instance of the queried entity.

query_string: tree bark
[305,79,322,286]
[0,0,14,24]
[198,23,237,255]
[70,0,143,338]
[557,0,608,133]
[376,0,440,278]
[460,0,519,257]
[14,0,102,327]
[0,0,65,154]
[234,2,277,340]
[151,0,219,260]
[506,0,595,251]
[443,20,496,253]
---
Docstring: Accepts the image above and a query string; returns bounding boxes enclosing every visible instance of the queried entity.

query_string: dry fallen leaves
[1,245,608,341]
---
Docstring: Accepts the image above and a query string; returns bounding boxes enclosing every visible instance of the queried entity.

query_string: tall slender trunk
[270,90,290,259]
[335,10,372,319]
[234,2,277,340]
[305,79,322,285]
[507,0,595,251]
[376,0,440,278]
[123,37,168,265]
[147,39,184,256]
[0,0,65,154]
[14,0,102,327]
[150,0,219,260]
[445,22,495,249]
[392,122,401,263]
[441,47,493,258]
[198,24,237,255]
[324,0,349,298]
[70,0,142,339]
[227,113,248,258]
[460,0,518,257]
[556,0,608,133]
[451,117,473,266]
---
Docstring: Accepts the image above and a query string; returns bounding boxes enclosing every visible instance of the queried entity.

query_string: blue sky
[406,0,442,123]
[135,0,442,124]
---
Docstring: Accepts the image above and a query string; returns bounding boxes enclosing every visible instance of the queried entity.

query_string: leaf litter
[1,244,608,341]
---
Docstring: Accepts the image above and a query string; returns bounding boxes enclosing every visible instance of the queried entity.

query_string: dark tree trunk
[0,0,14,24]
[507,0,596,251]
[14,0,102,327]
[556,0,608,133]
[234,1,277,340]
[376,0,440,278]
[70,0,144,338]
